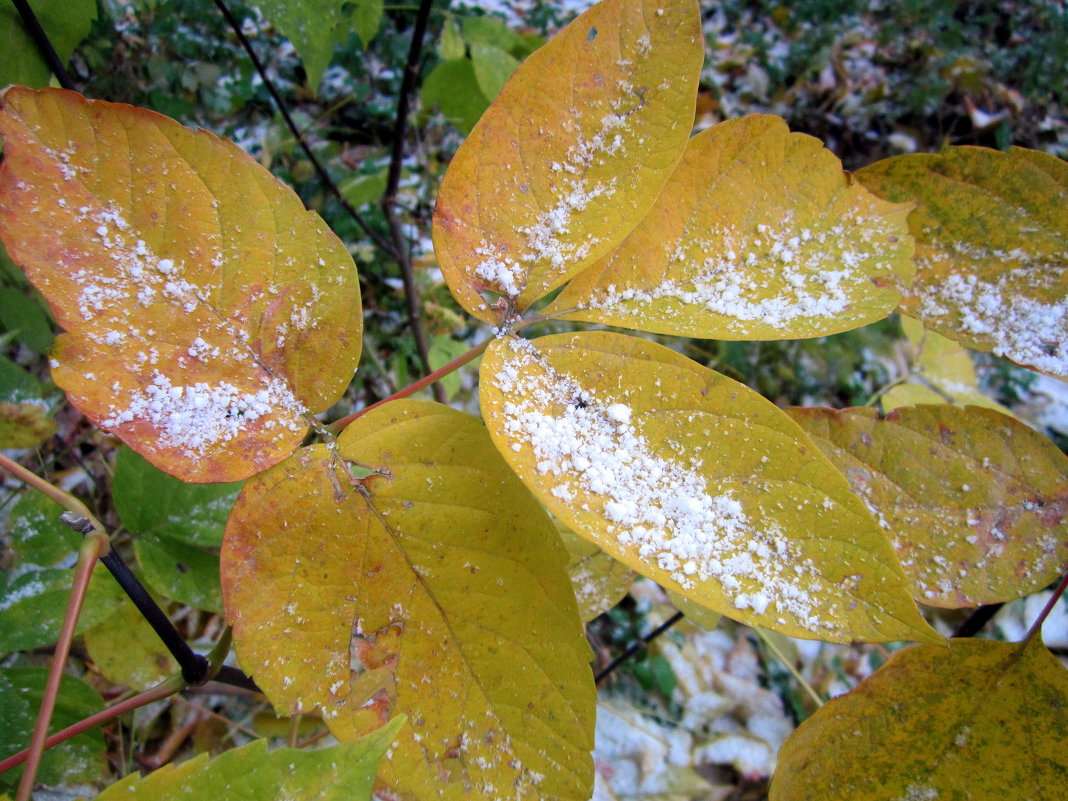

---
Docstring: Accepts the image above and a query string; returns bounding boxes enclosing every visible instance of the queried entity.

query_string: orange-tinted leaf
[880,315,1016,417]
[856,146,1068,378]
[788,405,1068,607]
[551,115,914,339]
[480,332,940,644]
[223,401,593,801]
[433,0,703,325]
[770,638,1068,800]
[0,88,362,481]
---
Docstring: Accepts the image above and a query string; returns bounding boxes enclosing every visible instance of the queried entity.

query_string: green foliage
[0,1,1065,800]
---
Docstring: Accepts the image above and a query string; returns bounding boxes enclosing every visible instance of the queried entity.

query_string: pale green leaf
[856,146,1068,378]
[439,18,466,60]
[420,59,488,134]
[550,115,914,340]
[770,638,1068,800]
[470,43,519,102]
[480,331,940,644]
[223,401,594,801]
[434,0,704,324]
[788,404,1068,607]
[83,597,178,690]
[0,0,97,89]
[95,717,404,801]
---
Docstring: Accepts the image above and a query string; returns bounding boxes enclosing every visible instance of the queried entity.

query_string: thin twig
[211,0,393,256]
[0,453,108,540]
[16,531,109,801]
[0,676,185,778]
[1025,573,1068,643]
[595,611,684,685]
[11,0,75,90]
[755,628,824,708]
[382,0,442,402]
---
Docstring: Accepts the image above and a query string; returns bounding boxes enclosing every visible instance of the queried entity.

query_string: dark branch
[212,665,261,693]
[595,610,684,684]
[382,0,444,403]
[11,0,76,90]
[211,0,393,256]
[99,549,210,685]
[951,603,1004,639]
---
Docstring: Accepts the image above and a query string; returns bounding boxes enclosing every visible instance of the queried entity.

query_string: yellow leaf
[788,405,1068,607]
[881,315,1015,417]
[0,88,362,481]
[558,521,636,622]
[433,0,703,325]
[549,115,914,339]
[222,401,594,801]
[480,331,940,644]
[856,146,1068,378]
[770,638,1068,800]
[83,598,178,691]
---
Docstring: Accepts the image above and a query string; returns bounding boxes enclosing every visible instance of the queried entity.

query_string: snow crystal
[493,338,834,632]
[584,214,895,330]
[100,371,306,456]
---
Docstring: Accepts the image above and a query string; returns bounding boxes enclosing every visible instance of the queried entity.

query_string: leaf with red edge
[0,87,362,481]
[433,0,703,325]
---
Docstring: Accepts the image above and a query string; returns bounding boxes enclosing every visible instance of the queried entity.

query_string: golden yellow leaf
[558,521,636,622]
[433,0,703,325]
[788,405,1068,607]
[770,638,1068,800]
[0,87,362,481]
[856,146,1068,378]
[881,315,1014,417]
[480,331,940,644]
[222,401,593,801]
[549,115,914,339]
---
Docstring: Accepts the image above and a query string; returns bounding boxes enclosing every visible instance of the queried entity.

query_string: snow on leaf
[770,638,1068,801]
[856,146,1068,378]
[558,521,636,622]
[0,88,362,481]
[222,401,594,801]
[94,718,403,801]
[480,331,941,644]
[433,0,703,325]
[788,405,1068,608]
[549,115,914,340]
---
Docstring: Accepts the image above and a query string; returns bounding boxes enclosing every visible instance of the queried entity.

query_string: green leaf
[787,405,1068,607]
[434,0,704,324]
[94,717,404,801]
[855,146,1068,378]
[83,597,178,690]
[113,447,241,548]
[770,638,1068,800]
[469,43,519,102]
[881,315,1016,417]
[550,115,914,340]
[427,334,470,399]
[255,0,379,90]
[461,15,524,52]
[0,88,362,482]
[420,59,488,134]
[134,535,223,612]
[438,17,466,60]
[0,0,97,89]
[223,400,594,801]
[0,355,55,448]
[0,567,124,653]
[558,522,635,622]
[0,668,104,790]
[480,331,940,644]
[338,168,387,210]
[0,287,54,354]
[7,490,81,566]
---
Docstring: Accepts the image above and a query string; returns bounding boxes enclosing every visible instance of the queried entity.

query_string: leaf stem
[382,0,441,402]
[15,530,109,801]
[1024,573,1068,643]
[0,453,108,540]
[0,675,185,778]
[595,611,684,685]
[755,628,824,709]
[329,337,491,433]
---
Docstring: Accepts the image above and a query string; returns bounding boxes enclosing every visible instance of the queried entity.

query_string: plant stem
[210,0,393,257]
[11,0,75,90]
[755,628,824,709]
[15,531,109,801]
[595,611,684,685]
[0,453,108,540]
[383,0,441,402]
[0,675,185,778]
[1025,573,1068,643]
[329,337,491,433]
